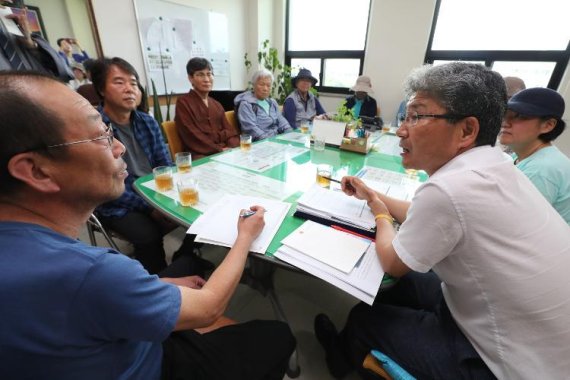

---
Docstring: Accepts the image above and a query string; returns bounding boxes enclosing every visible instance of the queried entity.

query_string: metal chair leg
[86,214,120,251]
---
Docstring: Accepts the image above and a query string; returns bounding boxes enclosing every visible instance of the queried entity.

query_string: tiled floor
[82,225,363,379]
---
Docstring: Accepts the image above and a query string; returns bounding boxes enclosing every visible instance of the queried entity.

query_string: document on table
[274,243,384,305]
[211,141,308,172]
[296,185,376,230]
[275,131,310,144]
[141,162,298,212]
[188,194,290,254]
[373,134,402,156]
[281,221,370,273]
[357,167,422,201]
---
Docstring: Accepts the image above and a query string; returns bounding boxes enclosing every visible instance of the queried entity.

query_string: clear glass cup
[314,136,326,151]
[299,121,310,134]
[175,152,192,173]
[177,177,199,207]
[240,134,252,151]
[153,166,174,192]
[316,164,332,188]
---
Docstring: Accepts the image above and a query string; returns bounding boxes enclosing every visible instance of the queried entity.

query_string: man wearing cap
[283,68,327,129]
[345,75,378,119]
[500,87,570,224]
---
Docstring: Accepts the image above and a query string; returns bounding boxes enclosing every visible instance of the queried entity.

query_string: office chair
[224,110,240,133]
[161,120,183,160]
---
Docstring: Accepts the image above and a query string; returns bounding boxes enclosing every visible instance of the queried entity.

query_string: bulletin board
[133,0,231,95]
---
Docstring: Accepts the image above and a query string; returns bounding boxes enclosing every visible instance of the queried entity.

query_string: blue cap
[507,87,565,119]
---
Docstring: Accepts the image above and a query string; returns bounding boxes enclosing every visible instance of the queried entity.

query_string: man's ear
[8,153,61,193]
[458,116,480,149]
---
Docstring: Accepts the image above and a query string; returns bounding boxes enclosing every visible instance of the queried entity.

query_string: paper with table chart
[280,221,370,273]
[275,131,310,144]
[296,185,376,230]
[357,167,422,201]
[274,243,383,305]
[187,194,290,254]
[373,134,402,156]
[140,162,298,212]
[211,141,308,172]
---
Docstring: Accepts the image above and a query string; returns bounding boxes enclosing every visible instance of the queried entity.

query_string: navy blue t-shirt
[0,222,181,379]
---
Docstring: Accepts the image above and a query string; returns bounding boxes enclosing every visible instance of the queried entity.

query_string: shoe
[314,314,353,378]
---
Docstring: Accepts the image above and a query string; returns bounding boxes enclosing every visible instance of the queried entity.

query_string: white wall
[90,0,570,155]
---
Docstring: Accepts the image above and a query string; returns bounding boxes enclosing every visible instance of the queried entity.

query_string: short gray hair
[404,62,507,147]
[251,68,274,85]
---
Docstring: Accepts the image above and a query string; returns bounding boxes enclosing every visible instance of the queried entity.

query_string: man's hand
[237,205,265,242]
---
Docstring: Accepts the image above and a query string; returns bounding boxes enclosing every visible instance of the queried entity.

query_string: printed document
[275,243,384,305]
[281,221,370,273]
[141,161,297,212]
[211,141,307,172]
[188,194,290,254]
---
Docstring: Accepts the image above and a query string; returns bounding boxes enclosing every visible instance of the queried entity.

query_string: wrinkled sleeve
[238,101,271,141]
[315,98,326,116]
[282,98,297,128]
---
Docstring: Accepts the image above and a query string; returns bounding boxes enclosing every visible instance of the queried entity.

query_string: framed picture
[10,6,48,41]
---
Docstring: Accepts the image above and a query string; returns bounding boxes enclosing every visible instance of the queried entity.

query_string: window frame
[284,0,371,94]
[425,0,570,89]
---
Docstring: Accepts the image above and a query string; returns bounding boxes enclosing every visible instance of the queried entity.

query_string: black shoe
[314,314,352,379]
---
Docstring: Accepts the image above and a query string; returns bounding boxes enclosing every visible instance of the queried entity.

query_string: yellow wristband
[374,213,394,224]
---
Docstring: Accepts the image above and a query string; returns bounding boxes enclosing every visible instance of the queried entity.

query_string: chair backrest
[225,110,240,133]
[162,120,183,160]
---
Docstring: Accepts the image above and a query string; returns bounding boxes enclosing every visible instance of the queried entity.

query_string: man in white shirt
[315,62,570,379]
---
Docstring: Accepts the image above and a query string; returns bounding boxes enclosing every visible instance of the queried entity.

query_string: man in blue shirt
[0,71,295,379]
[91,57,192,274]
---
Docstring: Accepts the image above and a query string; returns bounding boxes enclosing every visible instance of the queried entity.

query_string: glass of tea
[175,152,192,174]
[177,177,199,207]
[153,166,174,192]
[240,134,252,151]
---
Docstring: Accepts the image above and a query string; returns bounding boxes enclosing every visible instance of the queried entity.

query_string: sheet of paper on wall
[280,220,371,273]
[296,184,376,230]
[0,8,24,36]
[357,167,422,201]
[274,244,384,305]
[188,194,290,254]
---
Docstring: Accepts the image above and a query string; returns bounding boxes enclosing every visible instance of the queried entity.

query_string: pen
[241,210,256,218]
[323,176,355,191]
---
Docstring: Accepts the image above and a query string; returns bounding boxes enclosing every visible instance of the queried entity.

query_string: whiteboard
[133,0,231,94]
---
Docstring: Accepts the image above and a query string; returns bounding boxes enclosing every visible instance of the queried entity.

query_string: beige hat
[350,75,374,94]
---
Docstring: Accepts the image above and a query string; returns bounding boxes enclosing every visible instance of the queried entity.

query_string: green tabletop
[134,132,426,284]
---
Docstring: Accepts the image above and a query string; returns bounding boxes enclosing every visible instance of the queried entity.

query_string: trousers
[341,271,496,380]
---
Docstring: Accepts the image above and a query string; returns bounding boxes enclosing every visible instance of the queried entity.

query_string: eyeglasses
[398,111,469,127]
[44,124,114,150]
[193,72,214,79]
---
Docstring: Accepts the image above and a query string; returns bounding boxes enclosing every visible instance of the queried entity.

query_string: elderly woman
[345,75,378,119]
[500,87,570,223]
[283,68,327,129]
[234,69,292,141]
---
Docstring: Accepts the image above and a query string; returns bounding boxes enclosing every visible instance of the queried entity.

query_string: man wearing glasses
[0,71,295,379]
[315,62,570,379]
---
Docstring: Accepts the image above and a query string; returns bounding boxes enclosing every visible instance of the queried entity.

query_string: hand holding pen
[237,205,265,241]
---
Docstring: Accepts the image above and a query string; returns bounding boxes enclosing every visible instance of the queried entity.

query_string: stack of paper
[188,194,290,254]
[295,185,376,233]
[275,221,384,304]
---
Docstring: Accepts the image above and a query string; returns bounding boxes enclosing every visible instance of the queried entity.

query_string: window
[426,0,570,88]
[286,0,371,93]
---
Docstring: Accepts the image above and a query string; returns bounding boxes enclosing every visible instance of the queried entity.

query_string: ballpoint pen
[240,210,256,218]
[322,176,355,191]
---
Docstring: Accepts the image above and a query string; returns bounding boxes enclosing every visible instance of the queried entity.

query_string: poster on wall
[134,0,231,95]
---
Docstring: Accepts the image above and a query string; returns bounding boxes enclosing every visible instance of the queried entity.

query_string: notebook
[311,119,347,147]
